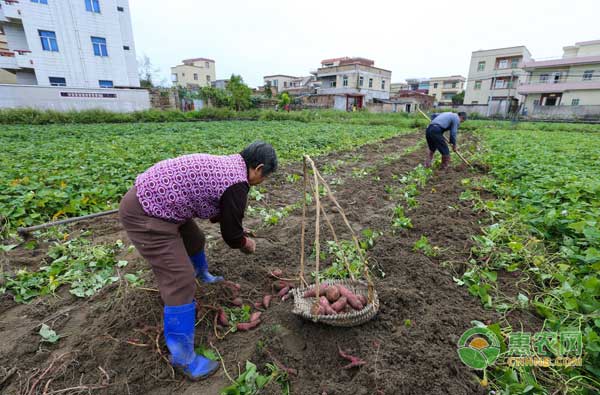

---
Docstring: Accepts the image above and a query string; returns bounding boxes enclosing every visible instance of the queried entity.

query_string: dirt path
[0,132,519,394]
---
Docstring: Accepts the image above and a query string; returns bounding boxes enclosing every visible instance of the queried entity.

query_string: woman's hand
[241,237,256,254]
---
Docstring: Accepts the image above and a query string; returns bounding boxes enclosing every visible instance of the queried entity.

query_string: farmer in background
[424,111,467,169]
[119,141,278,380]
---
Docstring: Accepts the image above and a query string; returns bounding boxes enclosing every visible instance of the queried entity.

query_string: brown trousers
[119,187,204,306]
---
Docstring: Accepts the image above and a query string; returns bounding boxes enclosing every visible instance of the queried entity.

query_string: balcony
[518,81,600,94]
[0,0,22,21]
[14,49,32,68]
[0,50,17,69]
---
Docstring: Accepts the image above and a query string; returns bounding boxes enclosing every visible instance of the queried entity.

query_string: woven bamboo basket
[291,279,379,327]
[291,155,380,327]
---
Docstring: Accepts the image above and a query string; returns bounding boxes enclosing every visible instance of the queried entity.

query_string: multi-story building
[428,75,465,104]
[390,82,409,95]
[171,58,216,88]
[0,0,148,111]
[314,56,391,110]
[405,78,429,94]
[464,46,532,113]
[0,24,15,83]
[518,40,600,108]
[0,0,139,88]
[263,74,298,93]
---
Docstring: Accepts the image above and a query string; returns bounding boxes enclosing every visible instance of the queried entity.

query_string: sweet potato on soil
[237,320,261,331]
[337,285,364,311]
[217,309,229,326]
[250,312,262,322]
[338,346,366,369]
[269,269,283,278]
[273,280,290,291]
[262,295,272,309]
[326,285,340,303]
[253,301,263,309]
[331,296,347,313]
[277,286,290,298]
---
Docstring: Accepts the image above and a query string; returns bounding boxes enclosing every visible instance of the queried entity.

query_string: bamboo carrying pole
[17,209,119,235]
[299,155,375,306]
[417,108,472,168]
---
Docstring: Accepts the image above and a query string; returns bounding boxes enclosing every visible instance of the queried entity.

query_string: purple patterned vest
[135,153,248,223]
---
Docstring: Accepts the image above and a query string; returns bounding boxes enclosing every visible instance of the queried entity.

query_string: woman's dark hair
[240,141,278,176]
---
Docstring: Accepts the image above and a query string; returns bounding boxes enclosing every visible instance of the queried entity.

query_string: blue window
[31,0,49,4]
[85,0,101,13]
[99,80,113,88]
[39,30,58,52]
[91,36,108,56]
[49,77,66,86]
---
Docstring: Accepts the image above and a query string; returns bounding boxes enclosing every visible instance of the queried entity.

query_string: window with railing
[539,74,549,83]
[583,70,594,81]
[342,75,348,87]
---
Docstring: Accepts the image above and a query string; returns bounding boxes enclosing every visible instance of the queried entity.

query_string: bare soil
[0,132,539,395]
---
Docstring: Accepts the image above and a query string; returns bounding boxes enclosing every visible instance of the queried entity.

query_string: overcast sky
[129,0,600,88]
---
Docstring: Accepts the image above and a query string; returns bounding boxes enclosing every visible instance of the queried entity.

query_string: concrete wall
[523,90,600,108]
[0,69,16,84]
[528,104,600,120]
[0,84,150,112]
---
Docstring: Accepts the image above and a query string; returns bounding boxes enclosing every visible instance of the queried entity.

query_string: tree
[452,91,465,105]
[263,84,273,98]
[279,92,291,108]
[138,54,162,88]
[226,74,252,111]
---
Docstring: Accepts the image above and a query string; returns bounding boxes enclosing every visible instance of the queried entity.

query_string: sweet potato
[331,296,347,313]
[357,294,368,306]
[325,285,340,303]
[231,297,243,306]
[253,301,263,309]
[303,284,329,298]
[237,319,261,331]
[217,309,229,326]
[269,269,283,278]
[273,280,290,291]
[250,312,262,322]
[277,286,290,298]
[337,285,363,311]
[319,296,337,315]
[262,295,272,309]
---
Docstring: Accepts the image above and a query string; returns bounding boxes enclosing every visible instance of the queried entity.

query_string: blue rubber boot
[190,250,224,283]
[163,301,219,381]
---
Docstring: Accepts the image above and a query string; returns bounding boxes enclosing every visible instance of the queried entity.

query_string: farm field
[0,115,599,394]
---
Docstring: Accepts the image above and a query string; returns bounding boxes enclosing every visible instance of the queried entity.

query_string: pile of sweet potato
[304,283,368,316]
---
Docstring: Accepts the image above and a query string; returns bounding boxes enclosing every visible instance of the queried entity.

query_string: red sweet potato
[273,280,289,291]
[250,312,262,322]
[262,295,272,309]
[277,286,290,298]
[337,285,363,311]
[303,284,329,298]
[331,296,347,313]
[357,294,368,306]
[319,296,337,315]
[325,285,340,303]
[253,301,262,309]
[237,319,261,331]
[269,268,283,278]
[217,309,229,326]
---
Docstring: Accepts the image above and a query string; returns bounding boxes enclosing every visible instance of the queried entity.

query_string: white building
[0,0,149,111]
